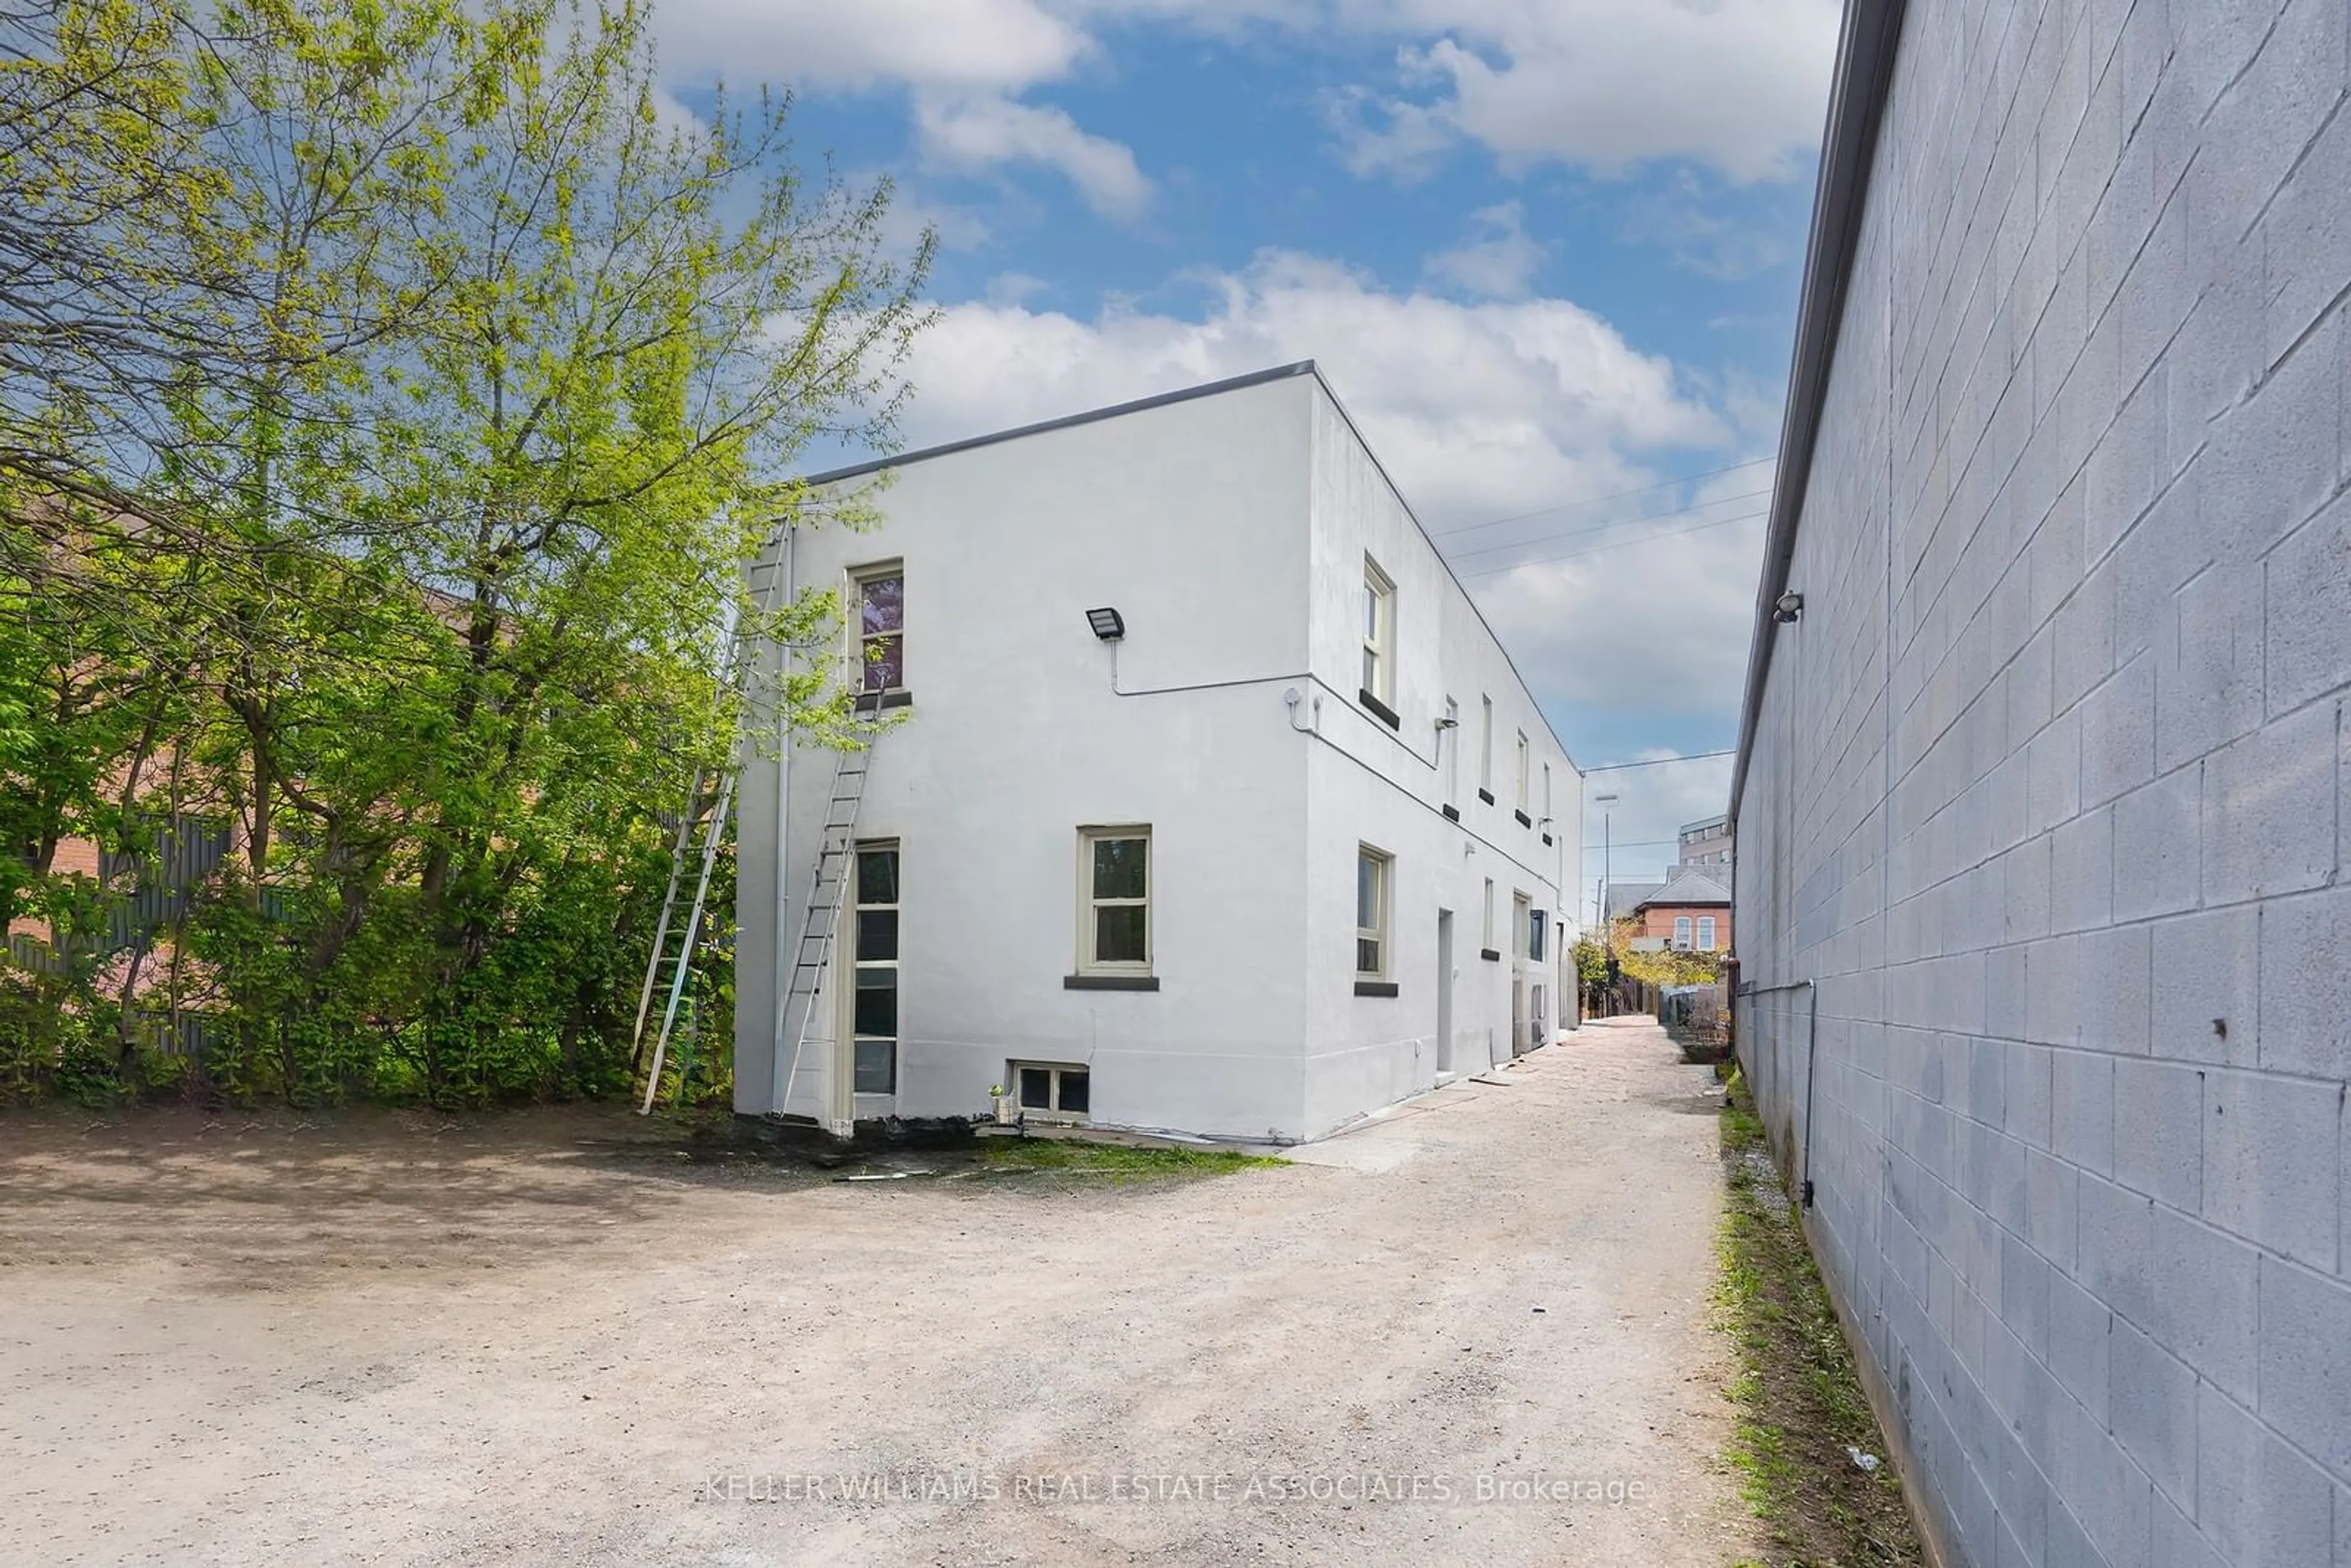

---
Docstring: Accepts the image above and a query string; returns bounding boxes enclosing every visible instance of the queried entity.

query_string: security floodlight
[1772,591,1804,624]
[1086,607,1125,641]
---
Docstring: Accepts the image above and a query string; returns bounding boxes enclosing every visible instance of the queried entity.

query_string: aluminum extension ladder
[770,743,873,1120]
[629,552,787,1112]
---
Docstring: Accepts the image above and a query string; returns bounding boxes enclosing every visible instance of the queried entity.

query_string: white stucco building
[732,361,1583,1144]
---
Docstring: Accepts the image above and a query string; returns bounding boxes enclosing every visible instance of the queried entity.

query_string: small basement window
[1013,1062,1090,1121]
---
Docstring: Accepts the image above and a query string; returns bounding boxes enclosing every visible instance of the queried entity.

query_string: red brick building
[1628,868,1731,952]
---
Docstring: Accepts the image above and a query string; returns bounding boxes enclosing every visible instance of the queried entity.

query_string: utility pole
[1594,792,1619,939]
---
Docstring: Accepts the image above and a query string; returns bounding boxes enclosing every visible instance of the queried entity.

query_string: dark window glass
[857,909,898,961]
[857,850,898,906]
[852,967,896,1038]
[1356,853,1379,929]
[1095,906,1146,964]
[1057,1070,1089,1114]
[1019,1067,1052,1109]
[1357,937,1381,975]
[853,1038,896,1093]
[860,575,902,634]
[1092,837,1146,899]
[863,634,904,691]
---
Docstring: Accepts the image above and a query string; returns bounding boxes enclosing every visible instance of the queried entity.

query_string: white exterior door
[1436,909,1455,1078]
[1510,891,1531,1058]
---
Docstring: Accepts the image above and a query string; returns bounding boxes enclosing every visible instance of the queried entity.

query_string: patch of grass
[977,1136,1283,1181]
[1716,1077,1924,1567]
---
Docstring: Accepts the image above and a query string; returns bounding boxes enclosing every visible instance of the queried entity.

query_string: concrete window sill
[1354,980,1399,998]
[1515,809,1532,828]
[1358,689,1401,730]
[1063,973,1159,991]
[1477,788,1495,805]
[1441,803,1461,822]
[1480,948,1501,961]
[852,689,913,713]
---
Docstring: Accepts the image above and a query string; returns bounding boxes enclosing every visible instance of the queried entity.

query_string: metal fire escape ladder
[631,551,788,1113]
[771,741,872,1120]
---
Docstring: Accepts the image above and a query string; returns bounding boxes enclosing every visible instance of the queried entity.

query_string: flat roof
[1728,0,1910,822]
[801,361,1319,486]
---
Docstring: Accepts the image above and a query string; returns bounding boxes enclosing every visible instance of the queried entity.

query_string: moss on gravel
[976,1138,1283,1181]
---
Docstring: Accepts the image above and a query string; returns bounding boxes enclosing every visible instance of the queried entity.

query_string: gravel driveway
[1,1017,1750,1566]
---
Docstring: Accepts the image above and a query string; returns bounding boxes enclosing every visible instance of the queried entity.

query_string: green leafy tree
[2,0,929,1104]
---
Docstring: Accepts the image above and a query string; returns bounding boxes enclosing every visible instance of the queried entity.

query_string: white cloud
[984,272,1052,306]
[652,0,1083,94]
[863,180,998,262]
[894,250,1730,526]
[913,95,1153,220]
[1423,200,1545,298]
[648,86,703,144]
[1323,82,1457,182]
[1619,182,1793,280]
[1391,0,1838,183]
[1307,0,1842,183]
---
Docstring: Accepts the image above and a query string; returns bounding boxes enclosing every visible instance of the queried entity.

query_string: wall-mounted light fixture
[1434,716,1459,730]
[1772,591,1804,624]
[1086,607,1125,641]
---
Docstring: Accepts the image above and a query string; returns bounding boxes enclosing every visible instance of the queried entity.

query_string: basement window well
[1014,1062,1090,1120]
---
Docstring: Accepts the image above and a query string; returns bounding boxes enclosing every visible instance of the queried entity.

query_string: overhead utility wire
[1442,487,1771,564]
[1430,455,1775,541]
[1584,748,1737,772]
[1456,509,1766,580]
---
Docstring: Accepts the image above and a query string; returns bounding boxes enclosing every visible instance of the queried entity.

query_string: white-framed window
[1078,825,1150,974]
[1443,696,1460,802]
[851,561,904,693]
[1482,877,1495,950]
[1479,697,1493,791]
[1529,909,1547,962]
[1698,915,1717,950]
[1513,890,1531,959]
[1013,1060,1090,1122]
[1362,557,1395,705]
[1674,915,1693,949]
[1355,844,1392,978]
[1543,763,1552,821]
[1515,731,1529,811]
[851,841,899,1093]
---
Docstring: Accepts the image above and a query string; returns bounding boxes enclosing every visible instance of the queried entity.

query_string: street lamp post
[1594,792,1620,930]
[1592,792,1620,1017]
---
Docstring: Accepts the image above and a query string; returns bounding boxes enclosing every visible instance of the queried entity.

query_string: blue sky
[658,0,1842,888]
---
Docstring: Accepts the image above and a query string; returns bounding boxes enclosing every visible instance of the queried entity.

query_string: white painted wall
[1300,383,1582,1133]
[735,366,1583,1143]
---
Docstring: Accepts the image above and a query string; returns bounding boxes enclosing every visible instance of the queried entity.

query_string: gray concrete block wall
[1735,2,2351,1564]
